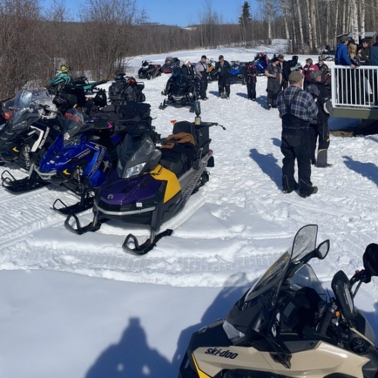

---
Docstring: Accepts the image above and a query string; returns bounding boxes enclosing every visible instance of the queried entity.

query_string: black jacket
[214,60,231,77]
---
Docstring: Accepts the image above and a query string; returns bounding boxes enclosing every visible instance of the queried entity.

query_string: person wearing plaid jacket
[277,71,319,198]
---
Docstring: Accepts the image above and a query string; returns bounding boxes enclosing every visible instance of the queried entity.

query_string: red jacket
[302,64,319,82]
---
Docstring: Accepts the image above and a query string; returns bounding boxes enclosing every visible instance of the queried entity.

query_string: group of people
[165,53,331,199]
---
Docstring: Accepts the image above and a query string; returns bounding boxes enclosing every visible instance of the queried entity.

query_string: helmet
[60,65,68,73]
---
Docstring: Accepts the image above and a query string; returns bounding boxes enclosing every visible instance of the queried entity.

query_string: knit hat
[277,54,284,59]
[340,35,351,42]
[289,71,304,84]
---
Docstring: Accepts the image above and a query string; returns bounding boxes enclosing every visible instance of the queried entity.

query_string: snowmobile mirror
[316,239,330,260]
[331,270,355,321]
[363,243,378,277]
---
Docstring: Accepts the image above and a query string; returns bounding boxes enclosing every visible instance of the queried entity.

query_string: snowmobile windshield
[8,88,49,129]
[62,108,91,146]
[246,224,318,304]
[224,225,321,338]
[117,134,156,179]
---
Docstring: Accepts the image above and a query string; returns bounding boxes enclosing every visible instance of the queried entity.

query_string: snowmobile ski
[52,195,95,215]
[122,229,173,255]
[1,169,49,193]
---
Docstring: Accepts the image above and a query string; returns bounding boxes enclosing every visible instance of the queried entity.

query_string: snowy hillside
[1,46,378,378]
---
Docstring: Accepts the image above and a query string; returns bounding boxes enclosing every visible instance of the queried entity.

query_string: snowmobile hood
[97,173,163,207]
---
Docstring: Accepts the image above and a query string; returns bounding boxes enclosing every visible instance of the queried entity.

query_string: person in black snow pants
[276,71,319,198]
[246,61,257,100]
[214,55,231,99]
[264,59,282,109]
[195,55,209,100]
[306,70,333,168]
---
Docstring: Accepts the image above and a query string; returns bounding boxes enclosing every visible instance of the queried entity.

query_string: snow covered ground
[1,46,378,378]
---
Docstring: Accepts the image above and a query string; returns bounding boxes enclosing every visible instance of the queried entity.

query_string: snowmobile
[108,73,146,105]
[178,223,378,378]
[159,66,198,112]
[64,101,225,255]
[253,52,269,75]
[287,55,303,72]
[320,45,336,62]
[160,56,180,74]
[229,61,247,85]
[34,101,153,215]
[138,60,162,80]
[0,88,61,191]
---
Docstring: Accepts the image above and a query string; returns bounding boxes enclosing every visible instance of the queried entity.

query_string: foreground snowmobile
[65,101,224,254]
[179,224,378,378]
[138,60,162,80]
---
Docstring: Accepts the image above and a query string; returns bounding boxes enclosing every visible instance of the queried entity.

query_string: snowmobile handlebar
[318,301,337,336]
[201,121,226,130]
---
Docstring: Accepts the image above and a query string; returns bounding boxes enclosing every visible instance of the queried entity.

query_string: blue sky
[42,0,255,27]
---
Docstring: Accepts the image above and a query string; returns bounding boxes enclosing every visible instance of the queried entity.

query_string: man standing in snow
[215,55,231,99]
[195,55,209,100]
[276,71,319,198]
[264,59,282,109]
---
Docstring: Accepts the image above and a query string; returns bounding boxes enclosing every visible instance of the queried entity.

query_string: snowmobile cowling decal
[150,164,181,203]
[204,348,238,359]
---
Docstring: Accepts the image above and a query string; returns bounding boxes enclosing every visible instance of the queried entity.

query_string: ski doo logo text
[204,348,238,359]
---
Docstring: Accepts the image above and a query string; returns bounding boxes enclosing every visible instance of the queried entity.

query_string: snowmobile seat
[173,121,211,155]
[160,150,186,177]
[159,132,197,177]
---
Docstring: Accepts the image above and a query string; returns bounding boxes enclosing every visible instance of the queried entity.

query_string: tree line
[0,0,376,99]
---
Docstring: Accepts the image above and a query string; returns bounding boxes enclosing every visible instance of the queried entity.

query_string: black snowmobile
[108,73,146,105]
[0,88,61,191]
[159,65,198,112]
[64,101,225,255]
[160,56,180,74]
[179,224,378,378]
[138,60,162,80]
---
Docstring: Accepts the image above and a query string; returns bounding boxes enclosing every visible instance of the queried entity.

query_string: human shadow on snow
[85,317,174,378]
[84,274,251,378]
[249,148,282,189]
[171,272,251,373]
[343,156,378,187]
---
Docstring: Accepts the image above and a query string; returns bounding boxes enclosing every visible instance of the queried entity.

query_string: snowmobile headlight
[11,120,28,131]
[125,162,146,178]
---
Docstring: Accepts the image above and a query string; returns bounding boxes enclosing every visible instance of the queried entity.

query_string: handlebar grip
[318,309,334,335]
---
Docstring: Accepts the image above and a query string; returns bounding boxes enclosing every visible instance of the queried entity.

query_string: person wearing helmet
[46,64,72,95]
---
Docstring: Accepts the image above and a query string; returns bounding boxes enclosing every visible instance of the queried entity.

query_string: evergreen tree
[239,1,252,28]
